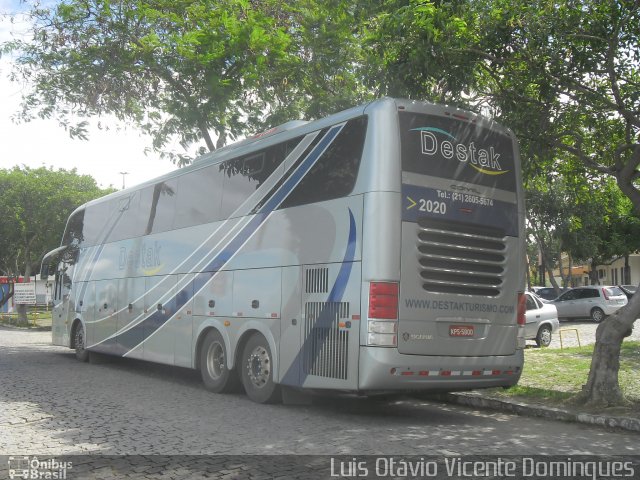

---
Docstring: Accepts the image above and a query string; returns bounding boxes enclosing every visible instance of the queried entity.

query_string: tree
[362,0,480,105]
[3,0,297,164]
[0,166,112,325]
[233,0,377,128]
[524,174,566,292]
[561,179,640,286]
[468,0,640,406]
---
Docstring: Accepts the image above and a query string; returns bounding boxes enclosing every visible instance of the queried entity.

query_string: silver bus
[42,98,526,403]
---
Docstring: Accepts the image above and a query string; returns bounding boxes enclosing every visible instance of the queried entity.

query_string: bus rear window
[400,112,517,193]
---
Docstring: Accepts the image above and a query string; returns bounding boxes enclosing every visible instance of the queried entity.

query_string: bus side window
[174,164,224,229]
[279,116,367,209]
[220,154,264,218]
[220,142,289,218]
[140,180,177,235]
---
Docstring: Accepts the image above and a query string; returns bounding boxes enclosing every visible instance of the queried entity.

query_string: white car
[551,286,628,322]
[524,292,559,347]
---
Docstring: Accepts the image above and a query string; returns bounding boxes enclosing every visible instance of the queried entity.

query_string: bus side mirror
[40,245,68,281]
[40,260,52,280]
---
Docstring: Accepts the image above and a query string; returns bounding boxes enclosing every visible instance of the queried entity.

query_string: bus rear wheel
[241,333,280,404]
[200,330,240,393]
[73,322,89,362]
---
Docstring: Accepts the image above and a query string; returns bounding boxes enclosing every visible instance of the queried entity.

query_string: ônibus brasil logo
[412,127,509,176]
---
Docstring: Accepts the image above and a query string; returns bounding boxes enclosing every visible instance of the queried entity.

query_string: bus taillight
[517,292,526,326]
[368,282,399,347]
[368,282,398,319]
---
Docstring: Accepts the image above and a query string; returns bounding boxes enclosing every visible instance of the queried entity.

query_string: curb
[435,392,640,433]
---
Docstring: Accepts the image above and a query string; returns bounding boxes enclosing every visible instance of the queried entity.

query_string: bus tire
[73,321,89,362]
[200,330,240,393]
[240,332,280,404]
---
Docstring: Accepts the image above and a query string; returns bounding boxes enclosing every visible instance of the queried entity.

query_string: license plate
[449,325,474,337]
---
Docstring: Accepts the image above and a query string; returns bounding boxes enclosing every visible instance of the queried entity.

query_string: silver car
[524,292,559,347]
[551,286,628,322]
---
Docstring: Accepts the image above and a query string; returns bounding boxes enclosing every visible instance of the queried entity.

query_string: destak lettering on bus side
[118,241,162,272]
[419,130,504,173]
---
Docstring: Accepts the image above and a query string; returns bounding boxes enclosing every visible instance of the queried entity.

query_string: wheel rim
[246,345,271,389]
[593,309,604,322]
[205,341,225,379]
[540,328,551,346]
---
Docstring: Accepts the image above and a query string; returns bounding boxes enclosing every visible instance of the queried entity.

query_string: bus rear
[359,99,525,391]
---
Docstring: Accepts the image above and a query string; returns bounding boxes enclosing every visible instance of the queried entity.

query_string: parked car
[524,292,559,347]
[530,286,567,302]
[618,285,637,299]
[551,286,628,322]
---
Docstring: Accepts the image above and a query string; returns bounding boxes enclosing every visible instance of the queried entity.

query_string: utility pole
[119,171,129,190]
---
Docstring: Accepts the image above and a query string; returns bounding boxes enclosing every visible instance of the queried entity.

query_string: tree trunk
[588,259,599,285]
[200,120,215,152]
[16,303,28,327]
[558,253,567,287]
[16,256,31,327]
[624,254,630,284]
[576,290,639,406]
[534,234,559,291]
[568,255,574,287]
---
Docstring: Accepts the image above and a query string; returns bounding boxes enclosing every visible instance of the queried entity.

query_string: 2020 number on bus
[418,199,447,214]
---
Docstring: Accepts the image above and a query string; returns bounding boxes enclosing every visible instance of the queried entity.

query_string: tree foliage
[0,166,113,277]
[362,0,480,104]
[4,0,297,164]
[258,0,374,124]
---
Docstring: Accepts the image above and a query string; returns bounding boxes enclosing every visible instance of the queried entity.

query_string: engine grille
[416,217,507,297]
[305,267,329,293]
[303,302,349,379]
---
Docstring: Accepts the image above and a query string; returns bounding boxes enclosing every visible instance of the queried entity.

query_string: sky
[0,1,178,190]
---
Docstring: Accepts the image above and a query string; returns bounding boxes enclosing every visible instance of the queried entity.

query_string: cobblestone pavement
[527,318,640,349]
[1,327,639,477]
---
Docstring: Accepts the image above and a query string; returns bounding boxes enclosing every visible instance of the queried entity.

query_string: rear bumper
[603,304,626,315]
[358,346,523,391]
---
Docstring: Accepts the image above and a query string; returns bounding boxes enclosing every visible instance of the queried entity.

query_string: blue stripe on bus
[94,124,345,355]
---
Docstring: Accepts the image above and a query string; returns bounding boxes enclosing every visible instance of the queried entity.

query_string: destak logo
[413,127,509,176]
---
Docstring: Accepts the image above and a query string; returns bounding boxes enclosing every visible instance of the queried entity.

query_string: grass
[0,311,53,328]
[488,341,640,408]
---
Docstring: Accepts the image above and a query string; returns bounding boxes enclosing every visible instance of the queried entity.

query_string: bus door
[93,279,118,354]
[117,276,145,359]
[44,246,77,346]
[279,266,303,386]
[143,275,177,364]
